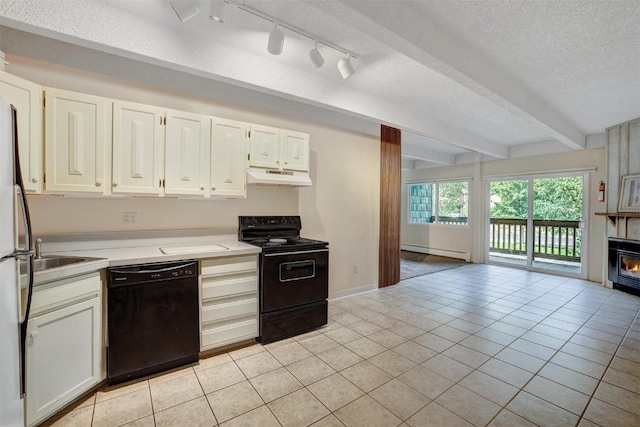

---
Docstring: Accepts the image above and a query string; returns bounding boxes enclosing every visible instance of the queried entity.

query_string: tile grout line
[577,299,640,424]
[480,280,637,426]
[402,274,605,425]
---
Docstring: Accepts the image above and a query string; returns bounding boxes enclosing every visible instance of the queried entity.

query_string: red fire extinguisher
[598,181,605,202]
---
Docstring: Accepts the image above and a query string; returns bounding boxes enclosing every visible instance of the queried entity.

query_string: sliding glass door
[488,174,585,276]
[489,180,529,267]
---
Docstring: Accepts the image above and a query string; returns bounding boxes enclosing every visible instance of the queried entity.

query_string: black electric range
[239,216,329,343]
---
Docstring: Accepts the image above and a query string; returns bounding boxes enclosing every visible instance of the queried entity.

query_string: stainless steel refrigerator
[0,96,34,426]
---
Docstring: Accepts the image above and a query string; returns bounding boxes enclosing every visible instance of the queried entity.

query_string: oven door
[261,248,328,312]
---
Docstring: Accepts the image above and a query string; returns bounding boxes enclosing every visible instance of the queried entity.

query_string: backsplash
[26,186,298,235]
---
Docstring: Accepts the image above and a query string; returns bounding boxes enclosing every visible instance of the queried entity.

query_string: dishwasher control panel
[108,260,198,286]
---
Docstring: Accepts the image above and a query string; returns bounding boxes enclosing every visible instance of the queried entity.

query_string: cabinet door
[112,101,164,195]
[0,72,43,192]
[282,130,310,172]
[164,109,210,196]
[211,118,248,198]
[26,297,101,426]
[44,88,111,193]
[248,125,280,169]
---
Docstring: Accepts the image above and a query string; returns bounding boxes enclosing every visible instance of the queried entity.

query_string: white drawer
[202,297,257,323]
[201,255,257,277]
[30,272,101,316]
[201,318,258,350]
[201,274,257,300]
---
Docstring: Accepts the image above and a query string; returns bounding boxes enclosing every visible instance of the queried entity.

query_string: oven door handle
[264,248,328,257]
[284,260,314,270]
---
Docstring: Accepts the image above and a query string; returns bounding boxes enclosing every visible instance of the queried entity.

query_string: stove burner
[238,216,329,252]
[244,237,327,250]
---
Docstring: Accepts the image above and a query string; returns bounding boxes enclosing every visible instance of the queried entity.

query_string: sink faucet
[35,238,42,260]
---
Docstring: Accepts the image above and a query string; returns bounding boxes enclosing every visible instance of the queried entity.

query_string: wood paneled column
[379,125,401,287]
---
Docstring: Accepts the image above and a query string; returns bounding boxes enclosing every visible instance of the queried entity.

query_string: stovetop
[238,216,328,252]
[244,237,328,251]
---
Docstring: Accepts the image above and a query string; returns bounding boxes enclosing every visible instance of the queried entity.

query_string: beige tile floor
[45,264,640,427]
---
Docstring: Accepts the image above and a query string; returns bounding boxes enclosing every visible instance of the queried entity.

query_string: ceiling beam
[402,142,456,165]
[327,1,587,150]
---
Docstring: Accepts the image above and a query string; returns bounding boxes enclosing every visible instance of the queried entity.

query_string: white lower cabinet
[26,272,102,427]
[200,255,258,351]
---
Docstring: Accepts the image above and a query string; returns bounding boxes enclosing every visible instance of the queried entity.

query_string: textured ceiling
[0,0,638,169]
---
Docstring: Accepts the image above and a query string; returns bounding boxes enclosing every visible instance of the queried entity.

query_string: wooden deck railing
[489,218,581,262]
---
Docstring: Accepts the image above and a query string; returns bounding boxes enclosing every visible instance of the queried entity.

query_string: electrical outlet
[353,264,360,274]
[122,212,138,225]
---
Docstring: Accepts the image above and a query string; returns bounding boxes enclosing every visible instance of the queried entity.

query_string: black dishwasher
[107,260,199,385]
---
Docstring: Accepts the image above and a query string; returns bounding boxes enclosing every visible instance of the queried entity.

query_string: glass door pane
[489,180,529,267]
[532,176,583,274]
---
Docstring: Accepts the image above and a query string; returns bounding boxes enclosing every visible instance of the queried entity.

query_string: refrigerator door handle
[14,146,34,327]
[12,105,33,398]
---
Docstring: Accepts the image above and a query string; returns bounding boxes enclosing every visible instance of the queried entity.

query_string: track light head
[208,0,225,23]
[170,0,200,23]
[337,55,355,79]
[267,25,285,55]
[308,40,324,68]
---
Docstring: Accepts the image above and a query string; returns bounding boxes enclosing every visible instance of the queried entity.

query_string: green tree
[490,180,528,219]
[533,177,582,220]
[490,177,582,220]
[439,182,468,217]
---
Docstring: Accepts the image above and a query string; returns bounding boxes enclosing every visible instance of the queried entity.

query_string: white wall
[6,55,380,296]
[299,124,380,296]
[402,148,607,283]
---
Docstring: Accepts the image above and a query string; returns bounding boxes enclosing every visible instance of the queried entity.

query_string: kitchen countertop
[32,232,261,285]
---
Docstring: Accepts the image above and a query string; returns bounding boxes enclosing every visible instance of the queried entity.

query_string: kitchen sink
[20,256,98,274]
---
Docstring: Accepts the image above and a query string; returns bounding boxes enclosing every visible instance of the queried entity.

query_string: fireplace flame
[627,263,640,273]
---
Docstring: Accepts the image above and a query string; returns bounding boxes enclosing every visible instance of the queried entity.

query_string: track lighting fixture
[208,0,226,23]
[337,55,355,79]
[169,1,359,78]
[169,0,200,23]
[308,40,325,68]
[267,25,285,55]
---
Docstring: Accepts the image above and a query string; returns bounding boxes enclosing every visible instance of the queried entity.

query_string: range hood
[246,168,312,187]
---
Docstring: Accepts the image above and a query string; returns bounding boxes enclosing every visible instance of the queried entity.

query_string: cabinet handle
[284,161,288,165]
[200,186,205,191]
[95,181,102,187]
[112,182,118,188]
[276,160,280,164]
[31,177,38,183]
[211,187,216,191]
[31,331,39,339]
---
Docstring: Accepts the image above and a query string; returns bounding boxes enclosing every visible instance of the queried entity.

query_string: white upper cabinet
[281,130,310,172]
[164,109,210,196]
[112,101,165,195]
[249,125,310,172]
[0,72,43,192]
[248,124,280,169]
[44,88,111,193]
[210,118,249,198]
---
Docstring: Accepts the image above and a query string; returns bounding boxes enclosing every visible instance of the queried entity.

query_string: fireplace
[608,238,640,296]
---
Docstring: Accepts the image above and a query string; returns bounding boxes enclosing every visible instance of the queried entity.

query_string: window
[408,181,468,225]
[408,183,434,223]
